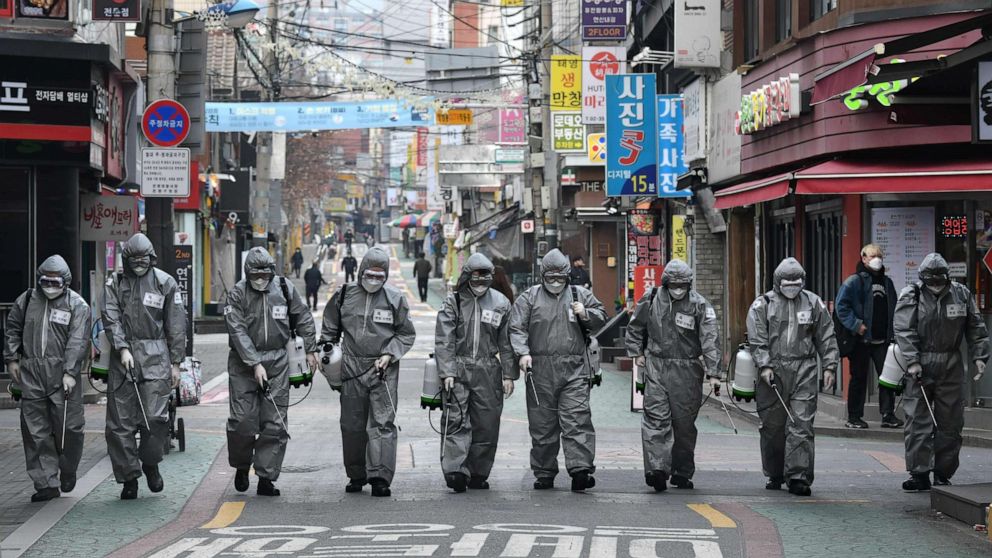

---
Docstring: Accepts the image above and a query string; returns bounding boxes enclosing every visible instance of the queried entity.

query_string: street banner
[606,74,658,196]
[582,46,626,124]
[173,234,194,357]
[633,265,665,303]
[671,215,688,261]
[205,99,434,132]
[552,112,586,152]
[551,55,582,111]
[657,94,690,198]
[581,0,627,41]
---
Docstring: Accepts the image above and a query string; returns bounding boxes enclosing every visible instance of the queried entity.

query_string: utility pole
[539,0,558,251]
[252,0,280,262]
[146,0,177,273]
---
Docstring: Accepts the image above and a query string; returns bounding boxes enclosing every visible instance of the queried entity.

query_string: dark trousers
[307,288,318,310]
[417,277,428,302]
[848,342,896,420]
[345,270,356,283]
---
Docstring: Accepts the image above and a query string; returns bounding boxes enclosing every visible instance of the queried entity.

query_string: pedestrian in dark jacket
[836,244,903,429]
[304,261,326,310]
[342,252,358,283]
[291,248,304,279]
[413,253,432,303]
[568,256,591,289]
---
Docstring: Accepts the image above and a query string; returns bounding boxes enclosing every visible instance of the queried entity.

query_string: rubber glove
[443,377,455,391]
[62,373,76,394]
[253,363,268,386]
[823,370,836,391]
[571,301,587,320]
[518,355,532,373]
[634,355,646,368]
[120,348,134,370]
[307,352,319,373]
[171,364,181,389]
[907,363,923,379]
[760,367,775,386]
[6,361,20,384]
[375,354,392,371]
[975,360,987,382]
[503,379,514,399]
[708,376,721,394]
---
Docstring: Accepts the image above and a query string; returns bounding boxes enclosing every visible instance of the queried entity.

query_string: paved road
[2,243,992,557]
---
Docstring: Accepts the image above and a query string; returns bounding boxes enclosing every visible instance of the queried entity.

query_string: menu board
[871,207,935,293]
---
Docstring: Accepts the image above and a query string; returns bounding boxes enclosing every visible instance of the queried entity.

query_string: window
[776,0,792,43]
[334,18,347,32]
[810,0,835,21]
[744,0,759,61]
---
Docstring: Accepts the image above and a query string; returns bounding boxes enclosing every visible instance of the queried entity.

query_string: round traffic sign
[142,99,191,147]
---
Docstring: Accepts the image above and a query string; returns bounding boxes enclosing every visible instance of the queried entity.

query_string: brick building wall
[691,210,726,362]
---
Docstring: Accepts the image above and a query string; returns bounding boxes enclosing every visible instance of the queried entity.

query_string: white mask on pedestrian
[868,257,883,271]
[544,279,566,295]
[361,270,386,293]
[668,287,688,300]
[250,278,270,291]
[780,280,803,300]
[42,287,64,299]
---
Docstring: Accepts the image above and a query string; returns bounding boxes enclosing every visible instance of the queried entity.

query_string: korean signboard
[674,0,720,69]
[582,46,626,125]
[581,0,627,41]
[626,209,663,303]
[141,148,191,198]
[671,215,688,261]
[657,94,689,198]
[436,109,473,125]
[552,112,586,152]
[0,0,12,18]
[708,71,741,183]
[417,128,428,167]
[0,57,92,141]
[550,55,582,111]
[588,133,606,164]
[871,206,935,293]
[206,99,434,132]
[498,108,526,144]
[80,194,139,242]
[976,61,992,143]
[736,73,800,135]
[634,265,665,303]
[174,233,194,356]
[17,0,68,19]
[93,0,141,21]
[606,74,658,197]
[682,78,705,162]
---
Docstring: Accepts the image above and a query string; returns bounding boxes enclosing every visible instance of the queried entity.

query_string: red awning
[794,159,992,195]
[714,174,793,210]
[810,48,878,105]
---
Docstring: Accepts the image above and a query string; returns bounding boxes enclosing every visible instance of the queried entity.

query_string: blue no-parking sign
[142,99,191,147]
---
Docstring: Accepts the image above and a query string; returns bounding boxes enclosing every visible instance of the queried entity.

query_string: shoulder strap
[279,277,297,335]
[454,291,462,322]
[571,285,591,343]
[20,288,32,315]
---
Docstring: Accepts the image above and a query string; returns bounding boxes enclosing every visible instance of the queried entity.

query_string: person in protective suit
[435,253,516,493]
[625,259,721,492]
[510,249,606,492]
[4,255,90,502]
[102,233,187,500]
[746,257,838,497]
[320,246,416,497]
[225,247,318,496]
[894,253,990,491]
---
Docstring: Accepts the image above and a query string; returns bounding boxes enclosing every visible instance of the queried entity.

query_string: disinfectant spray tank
[732,343,757,402]
[421,354,441,410]
[320,343,343,391]
[879,344,906,392]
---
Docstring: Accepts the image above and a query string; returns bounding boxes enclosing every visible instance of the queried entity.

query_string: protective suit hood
[456,253,495,292]
[540,249,570,275]
[661,259,693,287]
[918,253,950,277]
[121,233,157,269]
[772,257,806,293]
[243,247,276,275]
[359,246,391,279]
[38,254,72,285]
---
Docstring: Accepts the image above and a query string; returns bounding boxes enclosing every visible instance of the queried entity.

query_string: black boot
[370,478,391,497]
[933,474,952,486]
[257,478,281,496]
[142,464,164,493]
[571,470,595,492]
[446,473,468,493]
[60,473,76,493]
[235,469,250,492]
[765,476,784,490]
[346,478,367,493]
[650,470,668,492]
[468,477,490,490]
[31,487,60,502]
[533,477,554,490]
[121,480,139,500]
[902,474,931,492]
[671,475,694,489]
[788,479,812,496]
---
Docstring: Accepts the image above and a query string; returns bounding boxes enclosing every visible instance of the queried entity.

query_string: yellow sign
[588,133,605,163]
[672,215,688,262]
[551,55,582,111]
[436,109,473,125]
[501,0,523,5]
[324,197,348,213]
[346,184,364,198]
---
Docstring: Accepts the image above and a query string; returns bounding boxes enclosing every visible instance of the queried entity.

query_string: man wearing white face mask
[625,260,721,492]
[746,257,839,497]
[320,246,416,497]
[894,253,989,491]
[836,244,901,429]
[102,233,187,499]
[4,255,90,502]
[434,253,516,492]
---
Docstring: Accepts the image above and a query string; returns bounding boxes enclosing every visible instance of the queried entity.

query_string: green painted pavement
[751,502,991,557]
[22,433,225,558]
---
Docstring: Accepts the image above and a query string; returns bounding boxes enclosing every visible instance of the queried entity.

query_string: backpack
[571,286,601,384]
[278,277,298,336]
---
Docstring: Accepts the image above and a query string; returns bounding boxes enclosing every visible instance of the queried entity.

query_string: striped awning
[418,211,440,226]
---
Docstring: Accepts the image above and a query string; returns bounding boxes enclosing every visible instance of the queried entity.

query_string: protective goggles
[667,282,690,291]
[921,274,949,288]
[127,256,151,267]
[542,272,568,283]
[247,269,274,282]
[38,276,65,289]
[469,272,493,284]
[362,270,387,282]
[779,279,804,289]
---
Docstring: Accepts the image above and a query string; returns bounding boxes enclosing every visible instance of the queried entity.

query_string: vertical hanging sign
[657,94,689,198]
[550,55,582,111]
[606,74,658,196]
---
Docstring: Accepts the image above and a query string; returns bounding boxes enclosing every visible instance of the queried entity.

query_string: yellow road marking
[687,503,736,528]
[201,501,245,529]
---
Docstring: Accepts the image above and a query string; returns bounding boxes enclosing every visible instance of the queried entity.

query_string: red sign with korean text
[633,265,665,303]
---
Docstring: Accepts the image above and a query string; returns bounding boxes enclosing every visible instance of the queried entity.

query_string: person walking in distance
[342,250,358,284]
[304,260,327,311]
[291,248,304,279]
[568,256,591,289]
[413,252,432,303]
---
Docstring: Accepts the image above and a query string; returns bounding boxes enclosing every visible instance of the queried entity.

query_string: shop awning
[418,211,440,227]
[713,173,794,210]
[388,214,421,228]
[794,159,992,195]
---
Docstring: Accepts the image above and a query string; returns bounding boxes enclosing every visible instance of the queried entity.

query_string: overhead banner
[552,112,586,152]
[581,0,627,41]
[205,99,434,132]
[550,55,582,112]
[606,74,657,197]
[657,94,689,198]
[674,0,721,69]
[582,46,626,125]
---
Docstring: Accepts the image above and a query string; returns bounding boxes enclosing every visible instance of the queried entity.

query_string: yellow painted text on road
[201,502,245,529]
[687,503,737,528]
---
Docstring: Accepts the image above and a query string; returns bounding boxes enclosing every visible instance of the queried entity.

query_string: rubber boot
[257,478,281,496]
[235,469,250,492]
[370,478,391,497]
[31,487,60,502]
[445,473,467,493]
[468,477,490,490]
[533,477,554,490]
[121,480,139,500]
[650,470,668,492]
[60,473,76,493]
[765,476,784,490]
[788,479,812,496]
[570,470,595,492]
[671,474,694,489]
[142,464,164,493]
[346,478,367,493]
[933,474,952,486]
[902,474,931,492]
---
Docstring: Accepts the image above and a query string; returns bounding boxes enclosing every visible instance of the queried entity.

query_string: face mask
[362,278,384,293]
[132,265,150,276]
[471,285,489,297]
[669,287,687,300]
[544,280,566,295]
[926,285,944,295]
[251,278,271,291]
[42,287,64,299]
[868,257,883,272]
